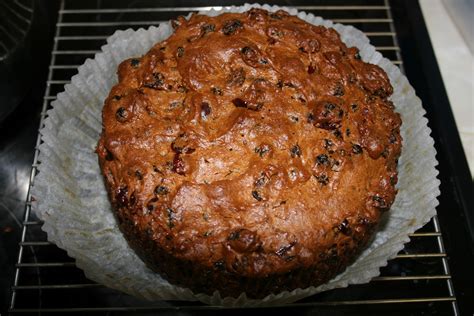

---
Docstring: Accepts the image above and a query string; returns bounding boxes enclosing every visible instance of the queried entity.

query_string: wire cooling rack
[9,0,459,314]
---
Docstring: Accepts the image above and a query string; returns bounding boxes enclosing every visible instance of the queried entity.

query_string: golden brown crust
[96,8,402,298]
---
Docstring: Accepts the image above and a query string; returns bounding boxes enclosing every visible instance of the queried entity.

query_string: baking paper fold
[31,3,440,307]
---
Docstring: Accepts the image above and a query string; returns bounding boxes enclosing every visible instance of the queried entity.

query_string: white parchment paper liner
[31,3,440,307]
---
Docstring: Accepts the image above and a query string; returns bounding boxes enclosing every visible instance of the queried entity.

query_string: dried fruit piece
[315,173,329,185]
[130,58,140,67]
[115,107,128,122]
[316,154,329,166]
[166,207,175,228]
[201,23,215,35]
[155,185,169,195]
[105,149,114,161]
[222,19,243,35]
[135,170,143,180]
[255,144,270,158]
[201,102,211,119]
[116,186,128,208]
[143,72,165,90]
[241,46,267,68]
[177,46,184,57]
[337,219,351,235]
[290,144,302,158]
[310,100,344,130]
[352,144,363,154]
[211,87,223,95]
[251,190,263,201]
[172,154,186,175]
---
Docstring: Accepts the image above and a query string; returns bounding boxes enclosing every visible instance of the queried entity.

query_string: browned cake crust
[96,9,401,298]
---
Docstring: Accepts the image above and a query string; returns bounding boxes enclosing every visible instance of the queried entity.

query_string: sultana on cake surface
[96,8,402,298]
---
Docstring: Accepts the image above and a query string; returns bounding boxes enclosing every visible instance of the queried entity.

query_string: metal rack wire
[9,0,459,314]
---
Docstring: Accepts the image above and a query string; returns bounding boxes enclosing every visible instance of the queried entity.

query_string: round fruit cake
[96,8,402,298]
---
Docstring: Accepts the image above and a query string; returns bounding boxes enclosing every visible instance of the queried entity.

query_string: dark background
[0,0,59,312]
[1,0,472,315]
